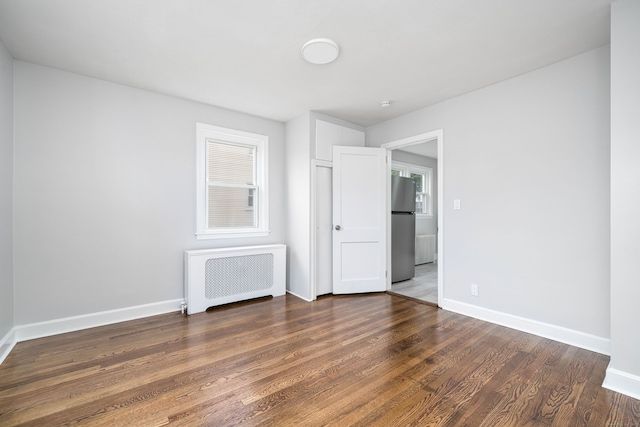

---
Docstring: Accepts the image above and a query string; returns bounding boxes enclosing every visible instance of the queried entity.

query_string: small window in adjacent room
[196,123,269,239]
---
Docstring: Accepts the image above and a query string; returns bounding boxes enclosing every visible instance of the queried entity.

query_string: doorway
[313,160,333,297]
[382,130,444,307]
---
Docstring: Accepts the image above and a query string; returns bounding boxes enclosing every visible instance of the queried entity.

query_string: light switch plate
[454,199,461,210]
[471,284,479,296]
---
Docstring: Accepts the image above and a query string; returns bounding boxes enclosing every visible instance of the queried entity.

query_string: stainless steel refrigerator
[391,175,416,282]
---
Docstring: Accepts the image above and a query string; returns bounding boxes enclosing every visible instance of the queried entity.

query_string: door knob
[335,225,341,231]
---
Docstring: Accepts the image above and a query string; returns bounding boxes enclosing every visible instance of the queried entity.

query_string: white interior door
[332,146,387,294]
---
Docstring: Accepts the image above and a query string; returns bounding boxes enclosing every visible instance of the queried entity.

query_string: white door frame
[381,129,444,307]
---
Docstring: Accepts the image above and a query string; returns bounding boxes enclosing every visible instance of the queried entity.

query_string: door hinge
[385,270,388,278]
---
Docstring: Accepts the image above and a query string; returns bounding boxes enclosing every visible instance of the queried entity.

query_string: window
[246,189,254,209]
[392,161,433,216]
[196,123,269,239]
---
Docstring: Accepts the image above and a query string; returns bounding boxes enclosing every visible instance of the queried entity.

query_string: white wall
[0,39,14,341]
[284,113,312,300]
[368,47,611,343]
[13,61,286,325]
[607,0,640,399]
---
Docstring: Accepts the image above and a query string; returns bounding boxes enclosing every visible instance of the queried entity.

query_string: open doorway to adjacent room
[383,131,442,307]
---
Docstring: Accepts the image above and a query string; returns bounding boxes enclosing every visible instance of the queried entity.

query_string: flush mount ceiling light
[301,38,340,64]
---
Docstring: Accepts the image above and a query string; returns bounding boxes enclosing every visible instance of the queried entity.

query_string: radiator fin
[205,254,274,299]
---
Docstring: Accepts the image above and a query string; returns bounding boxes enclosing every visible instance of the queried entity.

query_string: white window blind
[196,123,269,239]
[206,141,257,229]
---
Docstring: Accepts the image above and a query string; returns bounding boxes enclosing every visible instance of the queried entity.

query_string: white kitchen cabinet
[315,119,365,161]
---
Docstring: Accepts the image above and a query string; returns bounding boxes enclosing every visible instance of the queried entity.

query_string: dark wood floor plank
[297,316,480,426]
[453,347,537,426]
[483,341,574,426]
[257,309,458,425]
[0,293,638,426]
[567,353,610,427]
[539,348,600,426]
[395,327,535,426]
[335,321,507,426]
[475,338,566,427]
[296,314,476,425]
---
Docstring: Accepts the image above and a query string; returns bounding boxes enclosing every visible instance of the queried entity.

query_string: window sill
[196,230,270,240]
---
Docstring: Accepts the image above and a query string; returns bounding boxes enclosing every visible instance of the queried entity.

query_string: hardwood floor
[390,262,438,305]
[1,294,638,426]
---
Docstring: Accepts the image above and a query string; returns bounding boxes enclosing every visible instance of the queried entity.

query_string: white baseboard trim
[603,366,640,400]
[14,299,184,343]
[441,298,610,355]
[286,289,313,302]
[0,327,17,365]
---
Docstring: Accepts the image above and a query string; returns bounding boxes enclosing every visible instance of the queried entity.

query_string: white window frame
[196,123,269,239]
[391,161,433,217]
[246,188,255,210]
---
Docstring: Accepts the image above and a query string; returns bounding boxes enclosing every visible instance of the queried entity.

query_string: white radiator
[184,244,286,315]
[415,235,436,265]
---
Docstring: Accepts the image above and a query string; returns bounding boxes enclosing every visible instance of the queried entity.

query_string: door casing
[381,129,444,307]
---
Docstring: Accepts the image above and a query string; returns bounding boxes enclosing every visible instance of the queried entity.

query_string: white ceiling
[0,0,613,127]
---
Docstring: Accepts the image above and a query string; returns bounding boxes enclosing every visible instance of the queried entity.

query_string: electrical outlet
[471,284,479,296]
